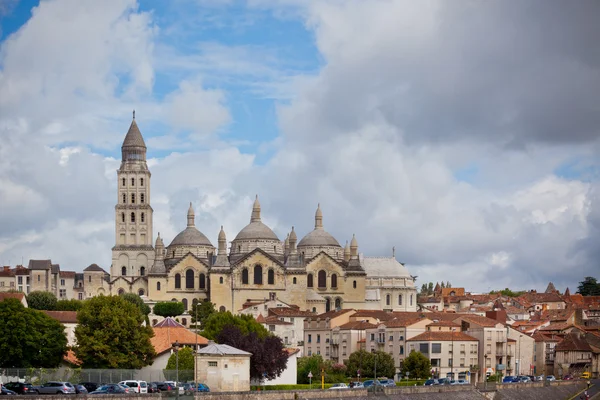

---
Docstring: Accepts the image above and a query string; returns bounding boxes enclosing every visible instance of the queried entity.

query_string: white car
[546,375,556,381]
[329,383,349,390]
[118,380,148,394]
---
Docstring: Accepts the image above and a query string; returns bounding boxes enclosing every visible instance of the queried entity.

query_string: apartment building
[532,331,559,376]
[331,320,377,363]
[407,330,479,381]
[304,309,356,357]
[506,326,535,376]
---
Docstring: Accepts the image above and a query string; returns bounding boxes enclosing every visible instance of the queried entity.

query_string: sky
[0,0,599,293]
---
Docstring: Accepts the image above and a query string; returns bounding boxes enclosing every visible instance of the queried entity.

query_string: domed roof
[233,196,280,241]
[298,204,341,248]
[168,203,214,248]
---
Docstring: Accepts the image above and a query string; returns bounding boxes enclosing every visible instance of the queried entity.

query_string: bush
[27,291,58,310]
[153,301,184,317]
[55,299,83,311]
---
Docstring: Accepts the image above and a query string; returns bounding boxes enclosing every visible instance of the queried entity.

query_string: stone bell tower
[111,112,155,278]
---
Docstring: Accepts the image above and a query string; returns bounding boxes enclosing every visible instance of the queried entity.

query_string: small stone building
[196,341,252,392]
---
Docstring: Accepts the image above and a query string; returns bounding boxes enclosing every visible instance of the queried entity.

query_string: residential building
[303,309,356,357]
[251,348,299,386]
[506,327,535,376]
[332,320,377,364]
[554,331,600,379]
[43,311,78,346]
[0,292,28,307]
[196,341,252,392]
[532,331,560,377]
[407,330,479,381]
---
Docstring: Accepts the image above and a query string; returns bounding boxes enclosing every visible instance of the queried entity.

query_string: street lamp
[517,335,522,376]
[172,340,180,400]
[484,354,488,389]
[451,328,455,382]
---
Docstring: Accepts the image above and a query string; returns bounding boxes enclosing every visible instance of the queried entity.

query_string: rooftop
[408,331,478,342]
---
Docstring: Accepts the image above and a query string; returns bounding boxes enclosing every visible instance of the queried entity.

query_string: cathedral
[102,115,418,314]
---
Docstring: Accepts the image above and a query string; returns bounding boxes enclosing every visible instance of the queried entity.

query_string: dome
[298,229,341,247]
[169,226,214,247]
[233,221,279,241]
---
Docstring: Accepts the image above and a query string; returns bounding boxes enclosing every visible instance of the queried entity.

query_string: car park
[37,382,76,394]
[329,383,349,390]
[90,384,128,395]
[155,382,175,392]
[3,382,38,395]
[147,383,160,393]
[118,380,148,394]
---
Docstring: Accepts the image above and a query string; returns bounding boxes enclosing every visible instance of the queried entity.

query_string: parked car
[73,384,88,394]
[502,376,517,384]
[535,375,544,381]
[117,384,131,393]
[196,383,210,392]
[147,383,160,393]
[362,380,381,388]
[456,379,469,385]
[0,386,17,396]
[424,379,439,386]
[582,372,592,379]
[546,375,556,381]
[37,382,76,394]
[155,382,175,392]
[3,382,38,395]
[90,384,128,395]
[118,380,148,394]
[437,378,451,385]
[379,379,396,387]
[517,376,531,383]
[329,383,349,390]
[563,374,574,380]
[349,382,364,388]
[79,382,100,393]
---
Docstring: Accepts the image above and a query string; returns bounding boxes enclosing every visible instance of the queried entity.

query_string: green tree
[27,291,58,310]
[0,298,67,367]
[201,311,268,340]
[427,282,434,294]
[401,350,431,379]
[190,299,216,326]
[55,299,83,311]
[153,301,184,318]
[121,293,151,315]
[577,277,600,296]
[420,283,427,294]
[165,347,195,381]
[74,295,156,368]
[344,350,395,379]
[297,354,325,384]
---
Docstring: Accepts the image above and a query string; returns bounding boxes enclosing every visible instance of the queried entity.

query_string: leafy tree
[27,291,57,310]
[0,298,67,367]
[121,293,151,315]
[440,281,446,289]
[153,301,184,318]
[489,288,525,297]
[420,283,427,294]
[577,277,600,296]
[201,311,269,340]
[401,350,431,379]
[446,281,452,288]
[216,325,288,381]
[297,354,326,384]
[427,282,434,294]
[74,295,156,368]
[344,350,395,379]
[55,299,83,311]
[190,299,216,326]
[165,347,195,381]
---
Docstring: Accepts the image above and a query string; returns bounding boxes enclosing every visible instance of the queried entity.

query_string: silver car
[37,382,76,394]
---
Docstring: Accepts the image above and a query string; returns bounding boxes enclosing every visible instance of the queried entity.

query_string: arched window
[268,269,275,285]
[121,266,126,276]
[399,345,404,355]
[157,282,161,291]
[353,280,357,289]
[141,193,145,204]
[118,288,125,295]
[386,294,391,306]
[307,274,313,288]
[78,281,82,288]
[335,298,341,309]
[182,318,187,326]
[312,307,317,313]
[199,273,206,289]
[254,265,263,285]
[331,273,338,288]
[140,266,145,276]
[398,295,402,305]
[182,298,188,311]
[122,178,126,186]
[186,270,194,289]
[141,212,145,223]
[175,273,181,289]
[138,289,145,296]
[219,277,224,284]
[140,178,144,186]
[293,277,297,284]
[122,193,126,204]
[131,193,135,204]
[219,306,226,312]
[325,297,331,312]
[318,270,326,288]
[131,177,135,186]
[242,268,249,284]
[131,212,135,223]
[121,212,125,223]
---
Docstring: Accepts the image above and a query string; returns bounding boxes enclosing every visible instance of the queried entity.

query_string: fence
[0,368,195,385]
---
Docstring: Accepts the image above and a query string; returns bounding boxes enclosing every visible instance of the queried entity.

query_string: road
[581,379,600,399]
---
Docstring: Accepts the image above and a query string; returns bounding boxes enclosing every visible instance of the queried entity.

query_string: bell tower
[111,112,155,279]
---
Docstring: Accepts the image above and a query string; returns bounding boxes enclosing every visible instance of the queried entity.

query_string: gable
[168,252,210,274]
[230,248,284,271]
[305,252,345,275]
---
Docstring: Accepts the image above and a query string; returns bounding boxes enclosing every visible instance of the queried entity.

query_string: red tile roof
[455,314,502,327]
[43,311,78,323]
[338,320,377,330]
[555,332,593,352]
[408,331,478,342]
[268,307,314,317]
[307,309,355,321]
[0,292,25,302]
[441,288,465,297]
[59,271,76,278]
[151,320,209,355]
[427,321,461,327]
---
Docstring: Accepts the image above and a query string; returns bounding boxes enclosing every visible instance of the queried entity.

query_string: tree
[153,301,184,318]
[344,350,395,379]
[420,283,427,294]
[121,293,151,315]
[216,325,288,381]
[297,354,325,384]
[0,298,67,367]
[165,347,195,381]
[201,311,269,340]
[74,295,156,368]
[427,282,434,294]
[190,299,216,326]
[27,291,57,310]
[401,350,431,379]
[577,277,600,296]
[55,299,83,311]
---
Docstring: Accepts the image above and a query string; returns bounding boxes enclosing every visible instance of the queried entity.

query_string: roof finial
[133,109,135,120]
[187,202,195,227]
[251,195,261,222]
[392,246,396,258]
[315,203,323,229]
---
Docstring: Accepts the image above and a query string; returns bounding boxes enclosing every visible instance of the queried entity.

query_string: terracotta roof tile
[268,307,314,317]
[307,309,355,321]
[264,315,293,325]
[408,331,478,342]
[0,292,25,302]
[43,311,78,323]
[555,332,593,352]
[151,324,208,356]
[64,350,82,366]
[59,271,76,278]
[441,288,465,297]
[256,314,266,323]
[455,314,502,327]
[427,320,461,327]
[338,321,377,330]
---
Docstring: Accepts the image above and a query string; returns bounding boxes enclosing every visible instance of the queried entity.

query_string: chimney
[486,310,507,324]
[3,266,9,272]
